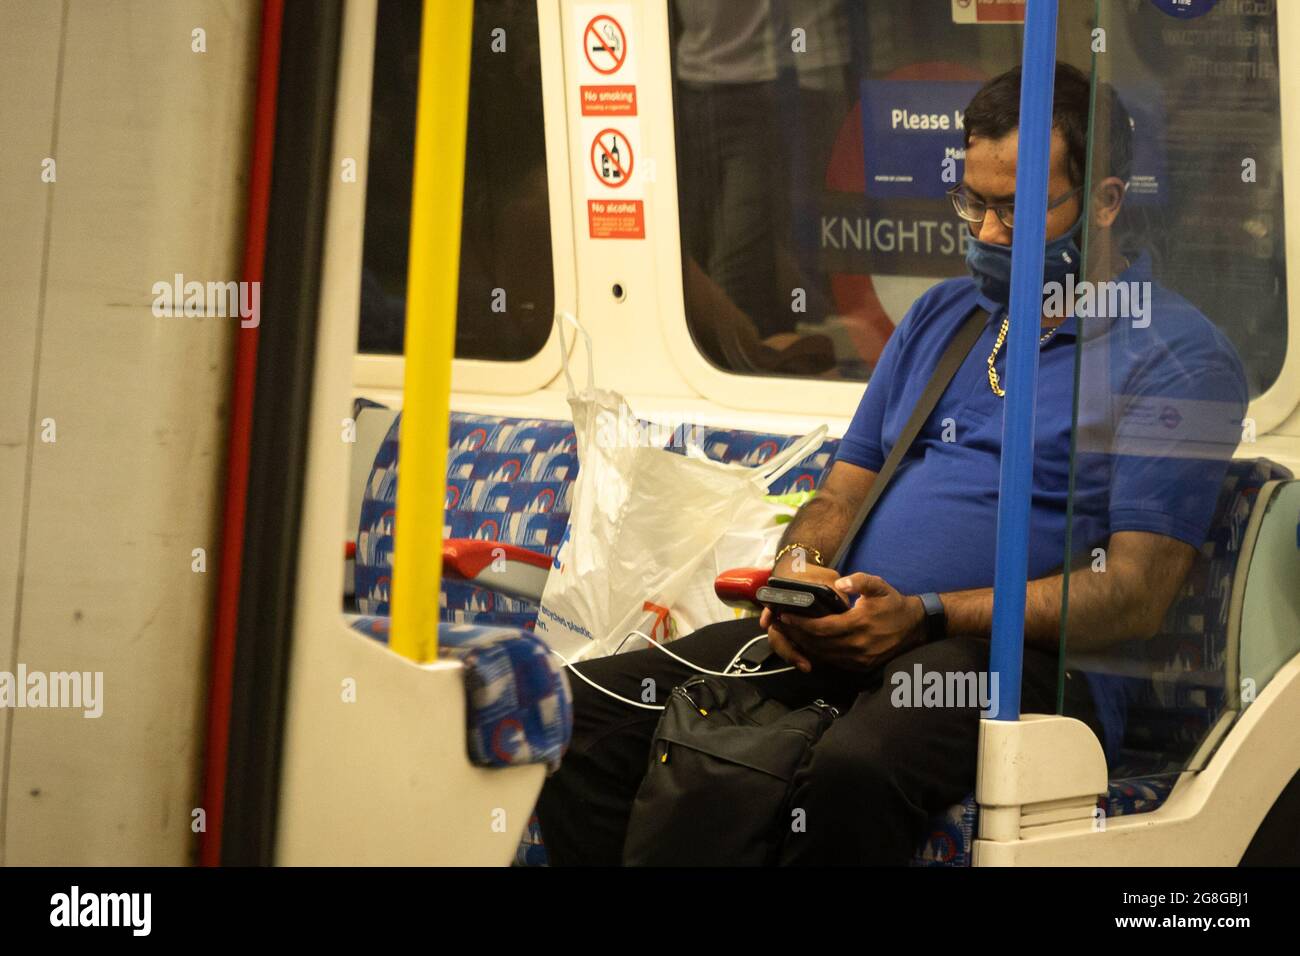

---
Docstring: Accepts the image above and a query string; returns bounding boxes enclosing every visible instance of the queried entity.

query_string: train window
[668,0,1289,395]
[1060,0,1289,779]
[357,0,553,361]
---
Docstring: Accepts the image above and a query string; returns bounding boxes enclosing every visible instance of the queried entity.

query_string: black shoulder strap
[828,307,989,570]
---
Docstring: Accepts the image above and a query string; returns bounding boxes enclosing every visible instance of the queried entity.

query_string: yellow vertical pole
[390,0,474,662]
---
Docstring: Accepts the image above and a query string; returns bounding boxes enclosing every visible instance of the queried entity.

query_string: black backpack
[621,674,838,866]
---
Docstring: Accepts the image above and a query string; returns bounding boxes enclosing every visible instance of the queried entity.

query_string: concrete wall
[0,0,256,865]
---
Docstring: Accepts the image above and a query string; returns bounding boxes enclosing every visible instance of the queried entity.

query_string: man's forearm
[939,574,1066,649]
[939,546,1174,653]
[771,462,877,574]
[773,494,855,572]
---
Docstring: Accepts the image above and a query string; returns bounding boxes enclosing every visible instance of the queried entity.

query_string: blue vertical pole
[989,0,1059,722]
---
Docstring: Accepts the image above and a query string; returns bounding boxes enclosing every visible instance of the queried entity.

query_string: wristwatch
[917,592,947,644]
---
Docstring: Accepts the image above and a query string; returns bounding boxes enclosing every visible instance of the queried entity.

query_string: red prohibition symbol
[591,128,633,187]
[584,14,627,75]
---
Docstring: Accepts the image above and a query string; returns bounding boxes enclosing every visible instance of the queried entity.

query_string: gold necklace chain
[987,316,1059,397]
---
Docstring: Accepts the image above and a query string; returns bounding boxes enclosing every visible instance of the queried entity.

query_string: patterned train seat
[354,413,837,629]
[350,616,570,769]
[354,410,1284,864]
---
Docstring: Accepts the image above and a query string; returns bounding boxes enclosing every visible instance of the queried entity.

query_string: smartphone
[757,576,850,618]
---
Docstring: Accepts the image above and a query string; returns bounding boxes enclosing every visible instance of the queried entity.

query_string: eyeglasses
[948,184,1083,230]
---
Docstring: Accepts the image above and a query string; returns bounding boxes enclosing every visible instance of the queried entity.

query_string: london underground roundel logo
[1148,0,1219,18]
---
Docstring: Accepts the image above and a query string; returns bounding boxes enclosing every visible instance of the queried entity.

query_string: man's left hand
[771,573,927,672]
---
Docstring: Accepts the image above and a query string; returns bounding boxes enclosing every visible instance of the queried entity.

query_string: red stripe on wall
[199,0,284,868]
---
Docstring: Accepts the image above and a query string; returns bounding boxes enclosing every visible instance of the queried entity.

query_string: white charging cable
[549,629,794,712]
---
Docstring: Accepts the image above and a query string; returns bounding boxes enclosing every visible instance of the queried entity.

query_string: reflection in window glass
[1059,0,1288,780]
[357,0,554,361]
[1084,0,1287,398]
[669,0,1286,392]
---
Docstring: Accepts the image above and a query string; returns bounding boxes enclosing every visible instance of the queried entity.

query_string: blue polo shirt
[835,254,1247,762]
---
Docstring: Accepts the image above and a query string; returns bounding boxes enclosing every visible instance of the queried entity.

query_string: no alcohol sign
[590,129,633,188]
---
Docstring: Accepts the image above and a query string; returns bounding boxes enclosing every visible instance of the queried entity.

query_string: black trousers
[535,617,1105,865]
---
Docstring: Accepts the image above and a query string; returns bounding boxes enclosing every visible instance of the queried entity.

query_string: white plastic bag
[664,490,803,639]
[535,313,826,661]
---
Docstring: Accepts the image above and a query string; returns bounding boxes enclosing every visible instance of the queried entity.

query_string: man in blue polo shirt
[536,62,1246,865]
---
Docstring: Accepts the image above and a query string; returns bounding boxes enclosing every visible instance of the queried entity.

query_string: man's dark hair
[963,62,1133,187]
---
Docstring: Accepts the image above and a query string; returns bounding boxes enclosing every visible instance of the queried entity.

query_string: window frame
[1261,0,1300,433]
[652,0,1300,432]
[645,0,864,419]
[351,0,576,395]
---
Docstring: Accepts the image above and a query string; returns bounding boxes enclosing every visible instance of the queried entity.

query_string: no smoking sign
[584,14,627,75]
[576,4,636,83]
